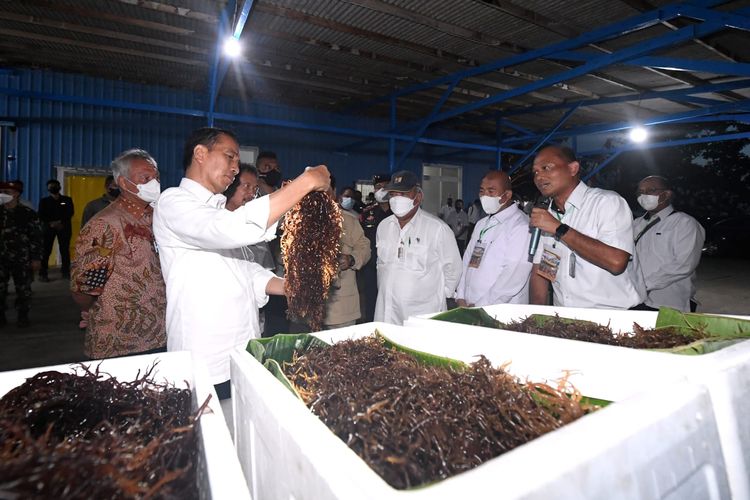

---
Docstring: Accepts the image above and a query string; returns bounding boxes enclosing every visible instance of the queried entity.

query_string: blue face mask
[341,197,354,210]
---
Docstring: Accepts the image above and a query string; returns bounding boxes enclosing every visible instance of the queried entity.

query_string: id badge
[397,245,404,261]
[468,244,485,269]
[537,244,561,282]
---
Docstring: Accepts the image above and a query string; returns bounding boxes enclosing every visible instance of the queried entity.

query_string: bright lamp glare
[629,126,648,143]
[223,37,242,58]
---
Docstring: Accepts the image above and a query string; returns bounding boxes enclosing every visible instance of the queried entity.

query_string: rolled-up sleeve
[156,192,277,250]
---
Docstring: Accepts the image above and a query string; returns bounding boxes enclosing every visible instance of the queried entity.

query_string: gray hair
[111,149,158,181]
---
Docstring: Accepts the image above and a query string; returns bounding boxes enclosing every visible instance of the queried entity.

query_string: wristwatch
[554,223,570,241]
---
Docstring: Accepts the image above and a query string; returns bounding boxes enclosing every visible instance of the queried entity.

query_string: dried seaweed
[281,191,343,331]
[283,336,588,489]
[0,363,205,499]
[500,315,705,349]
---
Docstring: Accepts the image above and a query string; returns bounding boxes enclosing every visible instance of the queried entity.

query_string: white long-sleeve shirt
[456,205,532,306]
[375,208,462,325]
[153,178,277,384]
[631,205,705,311]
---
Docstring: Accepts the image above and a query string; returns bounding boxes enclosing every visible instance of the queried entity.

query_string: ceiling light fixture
[629,126,648,143]
[223,36,242,58]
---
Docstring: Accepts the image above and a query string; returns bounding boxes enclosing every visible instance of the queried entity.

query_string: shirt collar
[562,181,588,212]
[180,177,227,209]
[646,204,674,221]
[115,195,151,218]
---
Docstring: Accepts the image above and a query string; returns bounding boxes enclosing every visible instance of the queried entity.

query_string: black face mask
[108,187,120,198]
[48,186,61,194]
[261,169,282,187]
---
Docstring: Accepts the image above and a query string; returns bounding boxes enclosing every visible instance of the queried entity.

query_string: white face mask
[637,193,660,211]
[0,193,13,205]
[389,195,415,217]
[340,197,354,210]
[374,188,389,203]
[125,177,161,203]
[480,195,503,215]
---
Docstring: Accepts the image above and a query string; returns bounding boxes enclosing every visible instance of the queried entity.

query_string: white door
[421,163,462,216]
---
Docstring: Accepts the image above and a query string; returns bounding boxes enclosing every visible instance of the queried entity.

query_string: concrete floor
[1,256,749,373]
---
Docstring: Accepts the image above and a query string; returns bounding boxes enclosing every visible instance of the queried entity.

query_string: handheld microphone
[527,197,551,261]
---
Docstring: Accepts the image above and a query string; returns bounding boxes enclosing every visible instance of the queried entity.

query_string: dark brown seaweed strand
[281,191,343,331]
[500,315,705,349]
[282,336,587,490]
[0,363,203,499]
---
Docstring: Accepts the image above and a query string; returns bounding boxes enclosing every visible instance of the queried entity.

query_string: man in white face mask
[71,149,167,359]
[374,170,462,325]
[359,174,391,322]
[630,175,705,312]
[456,171,533,307]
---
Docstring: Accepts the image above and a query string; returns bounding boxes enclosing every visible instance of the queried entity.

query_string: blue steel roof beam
[422,13,750,129]
[353,3,689,110]
[581,131,750,180]
[678,4,750,31]
[393,79,459,171]
[581,151,623,182]
[501,99,750,146]
[509,104,581,174]
[498,118,535,137]
[207,0,235,126]
[550,52,750,79]
[499,78,750,119]
[0,86,517,152]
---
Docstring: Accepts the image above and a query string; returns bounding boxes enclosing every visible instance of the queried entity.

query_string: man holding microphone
[528,145,641,309]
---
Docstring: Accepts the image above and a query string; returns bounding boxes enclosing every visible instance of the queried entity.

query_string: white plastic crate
[0,351,251,500]
[231,322,730,500]
[407,304,750,499]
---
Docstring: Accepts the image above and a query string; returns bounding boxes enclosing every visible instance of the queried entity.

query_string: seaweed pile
[500,315,704,349]
[281,191,343,331]
[283,336,588,489]
[0,364,204,499]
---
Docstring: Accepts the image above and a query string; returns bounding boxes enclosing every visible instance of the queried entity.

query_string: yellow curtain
[64,175,108,260]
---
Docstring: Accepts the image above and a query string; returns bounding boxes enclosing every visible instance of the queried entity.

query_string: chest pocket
[403,240,428,273]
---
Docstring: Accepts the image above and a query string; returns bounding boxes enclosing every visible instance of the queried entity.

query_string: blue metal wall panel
[0,68,494,207]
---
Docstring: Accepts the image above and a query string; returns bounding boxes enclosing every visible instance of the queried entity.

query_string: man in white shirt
[375,170,462,325]
[631,175,705,312]
[445,199,470,255]
[456,171,532,307]
[528,145,642,309]
[438,196,453,220]
[153,127,330,397]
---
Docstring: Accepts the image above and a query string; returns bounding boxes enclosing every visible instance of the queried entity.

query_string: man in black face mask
[256,151,282,194]
[81,175,120,228]
[38,179,75,281]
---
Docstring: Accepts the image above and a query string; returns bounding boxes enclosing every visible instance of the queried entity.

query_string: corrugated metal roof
[1,0,748,139]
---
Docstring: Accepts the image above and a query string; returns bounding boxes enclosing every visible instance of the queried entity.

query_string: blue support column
[509,104,581,174]
[495,117,502,170]
[389,96,396,172]
[207,0,256,126]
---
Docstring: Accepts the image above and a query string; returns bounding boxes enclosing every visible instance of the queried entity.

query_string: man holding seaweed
[153,127,330,400]
[528,145,642,309]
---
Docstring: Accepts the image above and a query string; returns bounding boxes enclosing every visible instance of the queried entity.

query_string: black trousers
[631,301,698,312]
[41,226,72,276]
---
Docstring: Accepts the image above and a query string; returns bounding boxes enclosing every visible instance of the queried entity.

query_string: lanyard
[478,216,500,242]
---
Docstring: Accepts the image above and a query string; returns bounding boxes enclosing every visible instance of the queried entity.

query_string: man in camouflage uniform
[0,180,43,327]
[358,173,391,322]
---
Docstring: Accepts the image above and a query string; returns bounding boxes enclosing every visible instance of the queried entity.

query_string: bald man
[631,175,704,312]
[456,170,533,307]
[528,145,642,309]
